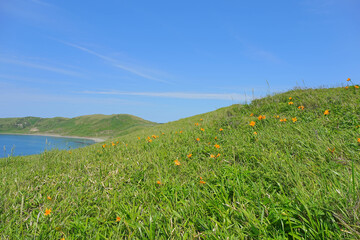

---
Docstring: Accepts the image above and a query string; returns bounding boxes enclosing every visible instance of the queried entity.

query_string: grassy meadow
[1,83,360,239]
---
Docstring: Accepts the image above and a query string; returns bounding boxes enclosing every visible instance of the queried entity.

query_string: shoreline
[0,133,105,143]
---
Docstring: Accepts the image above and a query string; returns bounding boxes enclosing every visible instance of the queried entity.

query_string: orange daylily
[324,110,330,115]
[292,117,297,122]
[116,217,121,222]
[45,208,52,216]
[288,102,294,105]
[214,144,220,149]
[174,159,181,165]
[187,153,192,158]
[249,121,256,127]
[347,78,351,81]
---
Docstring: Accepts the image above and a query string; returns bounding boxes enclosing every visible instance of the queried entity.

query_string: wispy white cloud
[57,40,171,84]
[81,90,247,101]
[0,58,82,77]
[232,34,283,64]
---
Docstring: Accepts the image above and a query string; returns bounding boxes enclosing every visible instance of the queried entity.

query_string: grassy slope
[1,86,360,239]
[0,114,157,139]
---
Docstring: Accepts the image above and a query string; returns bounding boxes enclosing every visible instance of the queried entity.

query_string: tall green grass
[1,85,359,239]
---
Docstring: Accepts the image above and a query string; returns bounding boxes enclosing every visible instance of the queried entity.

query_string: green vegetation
[1,85,360,239]
[0,114,157,139]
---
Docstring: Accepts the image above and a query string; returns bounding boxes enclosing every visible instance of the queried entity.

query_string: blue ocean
[0,134,95,157]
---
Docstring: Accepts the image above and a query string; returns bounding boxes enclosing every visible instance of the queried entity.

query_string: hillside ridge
[0,113,157,139]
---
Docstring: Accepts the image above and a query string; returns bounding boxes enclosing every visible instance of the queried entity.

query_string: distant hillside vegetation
[0,114,157,139]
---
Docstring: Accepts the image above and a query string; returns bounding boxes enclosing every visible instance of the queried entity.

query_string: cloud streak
[58,40,170,84]
[82,90,247,101]
[0,58,82,77]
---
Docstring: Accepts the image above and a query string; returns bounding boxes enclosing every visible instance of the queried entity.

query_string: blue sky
[0,0,359,123]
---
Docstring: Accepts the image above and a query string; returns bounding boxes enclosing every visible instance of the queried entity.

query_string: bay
[0,134,95,157]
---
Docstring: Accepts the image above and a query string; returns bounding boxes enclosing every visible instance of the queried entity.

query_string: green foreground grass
[1,85,360,239]
[0,114,157,139]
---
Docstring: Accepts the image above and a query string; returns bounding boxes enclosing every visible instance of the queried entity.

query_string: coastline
[0,133,105,143]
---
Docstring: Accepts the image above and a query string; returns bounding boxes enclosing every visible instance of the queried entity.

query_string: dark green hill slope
[0,114,157,139]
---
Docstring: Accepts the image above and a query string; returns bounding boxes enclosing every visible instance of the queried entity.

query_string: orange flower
[289,97,292,100]
[196,138,200,142]
[258,115,266,120]
[288,102,294,105]
[253,132,257,135]
[179,131,183,134]
[298,106,304,110]
[102,144,106,148]
[174,159,181,165]
[210,154,215,158]
[162,132,165,135]
[219,128,223,131]
[324,109,330,115]
[347,78,351,81]
[195,123,199,126]
[156,180,161,185]
[147,136,151,140]
[328,147,335,153]
[200,118,203,121]
[357,138,360,143]
[45,208,52,216]
[355,85,359,89]
[249,121,256,127]
[214,136,217,140]
[200,128,205,132]
[345,86,349,90]
[292,117,297,122]
[250,113,254,117]
[112,142,115,146]
[214,144,220,149]
[275,115,280,119]
[216,153,221,158]
[47,196,52,200]
[187,153,192,158]
[137,137,140,140]
[280,118,287,122]
[147,139,152,143]
[199,180,206,184]
[116,217,121,222]
[116,141,119,144]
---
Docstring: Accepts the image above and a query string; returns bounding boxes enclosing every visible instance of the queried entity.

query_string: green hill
[1,85,360,239]
[0,114,157,139]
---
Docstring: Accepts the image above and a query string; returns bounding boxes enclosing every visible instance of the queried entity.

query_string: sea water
[0,134,95,157]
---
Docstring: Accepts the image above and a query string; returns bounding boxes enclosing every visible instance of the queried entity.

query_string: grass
[0,114,157,139]
[0,84,360,239]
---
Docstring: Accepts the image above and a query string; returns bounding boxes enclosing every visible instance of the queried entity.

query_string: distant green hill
[1,85,360,239]
[0,114,157,139]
